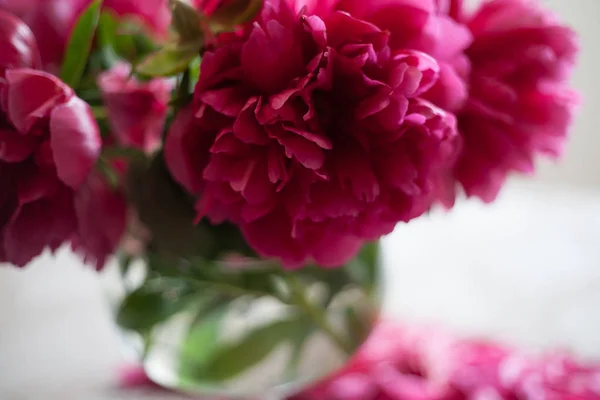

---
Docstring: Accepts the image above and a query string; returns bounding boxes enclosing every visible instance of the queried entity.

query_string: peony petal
[242,210,305,268]
[277,133,325,170]
[233,102,270,145]
[304,181,362,220]
[267,144,288,184]
[0,127,35,162]
[429,15,473,61]
[284,126,332,149]
[229,158,274,205]
[211,130,249,155]
[356,86,392,119]
[308,230,362,267]
[241,199,276,222]
[325,11,382,50]
[325,373,378,400]
[103,0,171,36]
[165,105,219,194]
[3,187,76,267]
[241,16,305,94]
[49,96,101,189]
[198,87,248,117]
[5,68,72,134]
[0,167,17,226]
[334,141,380,203]
[74,173,127,270]
[16,167,60,204]
[195,44,244,92]
[392,51,440,97]
[0,10,42,74]
[424,62,468,112]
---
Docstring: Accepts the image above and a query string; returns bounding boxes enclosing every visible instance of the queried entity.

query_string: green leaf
[346,241,380,294]
[189,57,201,89]
[96,157,121,189]
[359,241,380,270]
[199,317,304,381]
[98,12,134,66]
[209,0,263,33]
[284,323,314,380]
[359,241,380,293]
[102,146,147,161]
[119,253,134,278]
[136,43,201,77]
[60,0,103,88]
[184,258,284,300]
[299,266,352,306]
[179,299,228,381]
[344,306,372,349]
[116,278,193,333]
[98,11,158,67]
[169,0,205,43]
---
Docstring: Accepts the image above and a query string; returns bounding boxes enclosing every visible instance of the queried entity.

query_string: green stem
[102,146,147,160]
[142,331,153,360]
[187,279,282,301]
[91,106,107,119]
[285,274,354,355]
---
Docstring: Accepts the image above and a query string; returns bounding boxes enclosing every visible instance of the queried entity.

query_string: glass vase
[102,244,381,399]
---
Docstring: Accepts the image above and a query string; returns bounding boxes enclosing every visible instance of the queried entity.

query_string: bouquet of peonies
[0,0,580,397]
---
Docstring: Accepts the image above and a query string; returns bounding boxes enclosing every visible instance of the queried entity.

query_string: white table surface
[1,182,599,399]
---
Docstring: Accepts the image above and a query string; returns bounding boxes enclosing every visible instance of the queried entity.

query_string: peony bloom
[166,0,458,267]
[0,0,170,72]
[293,0,473,112]
[448,0,579,203]
[0,10,106,267]
[450,350,600,399]
[291,323,600,400]
[290,323,461,400]
[514,354,600,399]
[99,62,173,153]
[448,340,523,399]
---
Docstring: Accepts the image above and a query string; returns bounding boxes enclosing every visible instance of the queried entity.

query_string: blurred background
[1,0,599,398]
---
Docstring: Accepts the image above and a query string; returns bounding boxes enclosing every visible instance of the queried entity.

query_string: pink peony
[166,0,458,267]
[99,62,173,153]
[448,340,523,399]
[0,0,170,72]
[0,10,109,267]
[290,323,461,400]
[447,0,579,203]
[515,354,600,399]
[293,0,473,112]
[291,323,600,400]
